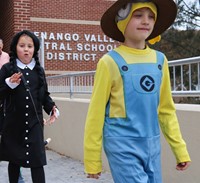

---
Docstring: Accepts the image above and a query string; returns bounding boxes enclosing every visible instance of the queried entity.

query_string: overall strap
[156,51,165,67]
[108,50,165,75]
[108,50,129,75]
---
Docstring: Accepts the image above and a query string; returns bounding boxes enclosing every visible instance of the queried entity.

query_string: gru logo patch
[140,75,155,92]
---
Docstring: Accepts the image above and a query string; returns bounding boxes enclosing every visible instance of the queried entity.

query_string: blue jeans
[18,171,25,183]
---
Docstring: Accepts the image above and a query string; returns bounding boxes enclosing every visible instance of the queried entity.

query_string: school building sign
[0,0,118,73]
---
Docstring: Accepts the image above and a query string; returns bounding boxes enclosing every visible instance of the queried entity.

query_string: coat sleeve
[158,56,191,163]
[0,63,13,100]
[40,67,55,115]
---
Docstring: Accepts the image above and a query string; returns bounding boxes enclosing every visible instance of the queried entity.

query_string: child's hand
[87,172,101,179]
[9,72,22,84]
[176,161,191,171]
[44,106,59,125]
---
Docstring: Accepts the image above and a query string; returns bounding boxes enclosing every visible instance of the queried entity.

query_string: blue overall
[103,50,164,183]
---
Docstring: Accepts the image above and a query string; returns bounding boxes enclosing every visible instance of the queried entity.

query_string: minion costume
[84,0,191,183]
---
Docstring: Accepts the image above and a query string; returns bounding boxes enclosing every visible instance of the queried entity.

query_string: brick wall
[0,0,15,52]
[13,0,31,32]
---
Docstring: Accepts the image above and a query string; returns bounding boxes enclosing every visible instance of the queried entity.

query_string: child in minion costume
[84,0,191,182]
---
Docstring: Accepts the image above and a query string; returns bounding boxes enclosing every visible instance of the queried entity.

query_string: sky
[184,0,197,3]
[182,0,199,5]
[176,0,200,30]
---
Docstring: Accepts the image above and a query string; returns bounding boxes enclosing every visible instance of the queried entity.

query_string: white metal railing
[169,56,200,97]
[46,56,200,98]
[47,71,95,98]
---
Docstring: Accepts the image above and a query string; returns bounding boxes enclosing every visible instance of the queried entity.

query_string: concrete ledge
[44,98,199,182]
[175,103,200,111]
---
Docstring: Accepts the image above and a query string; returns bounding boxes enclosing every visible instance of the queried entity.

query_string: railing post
[198,63,200,90]
[173,66,176,90]
[70,76,73,99]
[181,65,183,91]
[189,64,191,90]
[39,36,45,69]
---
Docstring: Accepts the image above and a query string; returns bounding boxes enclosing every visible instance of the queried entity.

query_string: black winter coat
[0,62,55,168]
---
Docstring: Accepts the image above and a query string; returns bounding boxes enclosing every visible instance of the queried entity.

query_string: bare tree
[173,0,200,30]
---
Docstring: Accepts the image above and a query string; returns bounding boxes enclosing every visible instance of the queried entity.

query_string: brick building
[0,0,118,73]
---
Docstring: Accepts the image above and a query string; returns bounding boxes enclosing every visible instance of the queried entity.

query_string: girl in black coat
[0,30,59,183]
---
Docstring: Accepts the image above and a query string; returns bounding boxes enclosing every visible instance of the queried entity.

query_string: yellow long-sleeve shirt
[84,45,191,174]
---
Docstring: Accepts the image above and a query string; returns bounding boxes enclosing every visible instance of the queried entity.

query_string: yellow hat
[117,2,157,35]
[117,2,161,44]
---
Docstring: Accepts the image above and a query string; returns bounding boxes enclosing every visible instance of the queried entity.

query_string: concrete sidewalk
[0,149,113,183]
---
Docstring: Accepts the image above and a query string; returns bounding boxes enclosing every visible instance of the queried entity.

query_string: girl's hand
[9,72,22,84]
[87,172,101,179]
[44,106,59,125]
[176,161,191,171]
